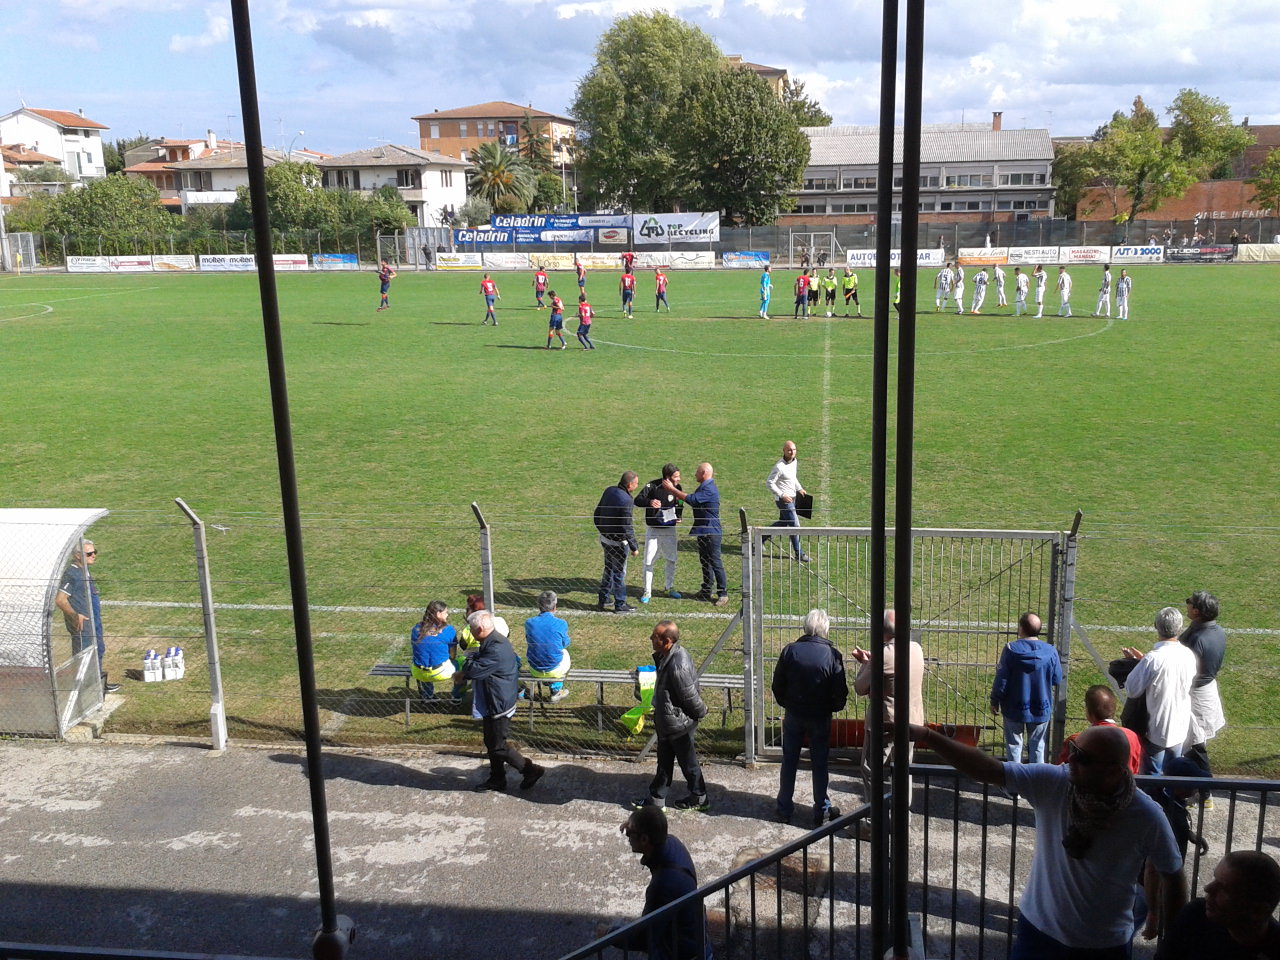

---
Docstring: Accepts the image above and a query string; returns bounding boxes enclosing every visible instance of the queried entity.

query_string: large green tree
[1051,142,1101,220]
[782,77,832,127]
[517,113,554,173]
[572,13,722,211]
[677,65,809,226]
[1091,96,1196,236]
[231,160,335,232]
[13,163,75,183]
[466,141,536,209]
[1166,89,1255,180]
[46,173,173,237]
[1247,147,1280,214]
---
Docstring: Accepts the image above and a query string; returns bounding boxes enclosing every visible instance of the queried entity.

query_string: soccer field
[2,263,1277,771]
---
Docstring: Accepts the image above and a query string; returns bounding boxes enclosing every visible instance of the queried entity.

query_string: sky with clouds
[4,0,1278,156]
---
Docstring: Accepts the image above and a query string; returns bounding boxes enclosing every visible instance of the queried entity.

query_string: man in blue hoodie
[990,612,1062,763]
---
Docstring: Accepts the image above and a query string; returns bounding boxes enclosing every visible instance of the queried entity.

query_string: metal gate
[744,525,1076,761]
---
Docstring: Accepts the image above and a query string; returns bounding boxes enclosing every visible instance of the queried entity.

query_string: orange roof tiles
[27,108,110,130]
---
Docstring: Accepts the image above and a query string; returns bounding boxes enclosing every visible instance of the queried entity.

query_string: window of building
[918,200,935,211]
[440,169,453,188]
[793,203,826,214]
[833,202,876,213]
[803,177,837,191]
[939,201,952,211]
[396,168,421,188]
[922,175,939,188]
[998,200,1012,210]
[999,172,1047,186]
[487,121,496,137]
[429,123,440,139]
[459,122,468,138]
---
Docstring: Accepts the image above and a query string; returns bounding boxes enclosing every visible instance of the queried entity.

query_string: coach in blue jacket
[990,611,1062,763]
[664,462,727,607]
[772,608,849,825]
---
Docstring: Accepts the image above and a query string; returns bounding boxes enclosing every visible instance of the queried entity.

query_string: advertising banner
[152,255,197,272]
[845,248,945,267]
[67,256,110,273]
[436,253,484,270]
[1165,245,1236,263]
[1109,245,1164,264]
[455,227,513,245]
[1006,246,1059,265]
[1059,245,1111,264]
[1235,243,1280,263]
[106,255,153,272]
[273,254,309,272]
[492,213,629,230]
[482,253,534,270]
[534,229,593,243]
[642,251,713,269]
[199,254,257,272]
[632,212,720,245]
[956,247,1009,266]
[312,253,359,271]
[721,251,770,268]
[597,227,628,244]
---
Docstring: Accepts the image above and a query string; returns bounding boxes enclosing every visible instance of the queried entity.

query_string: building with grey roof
[789,113,1056,224]
[317,145,469,227]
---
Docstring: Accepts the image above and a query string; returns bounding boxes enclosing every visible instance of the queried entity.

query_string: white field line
[0,287,163,324]
[104,599,1280,634]
[818,322,833,517]
[321,630,410,737]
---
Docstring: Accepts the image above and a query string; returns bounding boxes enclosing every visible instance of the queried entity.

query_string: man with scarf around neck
[904,722,1185,958]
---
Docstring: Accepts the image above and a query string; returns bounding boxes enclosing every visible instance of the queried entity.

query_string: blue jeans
[1142,741,1181,775]
[695,535,726,597]
[1004,718,1049,763]
[776,711,832,818]
[1011,912,1131,960]
[599,540,629,607]
[771,499,803,556]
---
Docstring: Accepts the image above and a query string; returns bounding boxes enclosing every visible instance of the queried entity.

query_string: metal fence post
[174,498,228,751]
[738,509,756,763]
[471,502,495,613]
[1053,510,1082,749]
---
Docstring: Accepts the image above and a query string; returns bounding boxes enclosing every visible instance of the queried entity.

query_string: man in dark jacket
[664,462,727,607]
[635,621,710,811]
[595,471,641,613]
[772,608,849,825]
[1180,590,1227,773]
[597,804,713,960]
[989,611,1062,763]
[459,610,545,792]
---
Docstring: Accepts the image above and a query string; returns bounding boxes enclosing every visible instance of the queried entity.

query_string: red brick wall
[1077,180,1273,221]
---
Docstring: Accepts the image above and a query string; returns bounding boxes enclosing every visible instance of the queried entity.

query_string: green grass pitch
[1,263,1277,771]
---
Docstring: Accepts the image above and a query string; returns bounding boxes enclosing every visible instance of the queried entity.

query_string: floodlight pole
[228,3,350,957]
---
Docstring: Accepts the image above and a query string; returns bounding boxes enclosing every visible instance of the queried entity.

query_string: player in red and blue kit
[546,290,567,349]
[480,273,501,325]
[533,266,548,309]
[575,257,587,293]
[619,270,636,317]
[654,268,670,312]
[376,259,396,310]
[576,294,595,349]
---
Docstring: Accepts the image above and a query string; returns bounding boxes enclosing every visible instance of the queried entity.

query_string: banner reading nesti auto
[631,213,720,245]
[1006,246,1059,265]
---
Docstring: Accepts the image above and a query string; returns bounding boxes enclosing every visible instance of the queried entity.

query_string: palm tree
[467,141,536,208]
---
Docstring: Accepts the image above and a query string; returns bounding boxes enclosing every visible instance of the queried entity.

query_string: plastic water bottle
[144,649,159,682]
[162,647,174,681]
[174,646,185,680]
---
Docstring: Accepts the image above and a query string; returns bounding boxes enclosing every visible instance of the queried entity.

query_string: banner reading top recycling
[631,213,720,245]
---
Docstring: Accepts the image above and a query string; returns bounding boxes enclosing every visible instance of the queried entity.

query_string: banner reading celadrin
[631,212,720,245]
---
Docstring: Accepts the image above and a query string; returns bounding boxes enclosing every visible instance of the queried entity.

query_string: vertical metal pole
[1054,511,1082,748]
[471,502,495,613]
[174,498,228,751]
[739,509,756,763]
[894,3,926,957]
[227,4,348,955]
[869,0,899,954]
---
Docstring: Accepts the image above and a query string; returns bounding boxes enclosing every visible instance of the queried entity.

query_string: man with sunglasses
[56,540,119,695]
[905,721,1185,958]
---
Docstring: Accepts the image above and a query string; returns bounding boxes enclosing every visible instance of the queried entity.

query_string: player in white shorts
[953,264,966,315]
[1033,264,1048,318]
[1057,266,1073,317]
[993,263,1007,308]
[1093,264,1112,317]
[1115,268,1133,319]
[935,263,954,311]
[970,267,989,314]
[1014,266,1029,316]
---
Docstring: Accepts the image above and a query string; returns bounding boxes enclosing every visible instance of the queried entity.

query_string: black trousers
[649,728,706,801]
[696,535,726,596]
[482,714,529,785]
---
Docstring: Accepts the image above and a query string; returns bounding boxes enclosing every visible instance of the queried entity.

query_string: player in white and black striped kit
[1033,264,1048,318]
[1056,266,1073,317]
[1115,269,1133,319]
[1014,266,1029,316]
[935,262,954,311]
[993,263,1007,309]
[1093,264,1112,317]
[953,264,966,315]
[970,267,989,314]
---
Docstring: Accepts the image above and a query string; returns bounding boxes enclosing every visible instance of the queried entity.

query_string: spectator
[664,463,728,607]
[912,722,1186,957]
[853,611,924,807]
[1120,607,1198,773]
[595,472,641,613]
[1157,851,1280,960]
[1056,684,1143,774]
[634,620,710,812]
[524,590,571,702]
[56,540,119,694]
[451,594,508,703]
[634,464,684,604]
[596,804,713,960]
[458,610,545,793]
[409,600,457,700]
[990,612,1062,763]
[772,608,849,826]
[1179,590,1227,773]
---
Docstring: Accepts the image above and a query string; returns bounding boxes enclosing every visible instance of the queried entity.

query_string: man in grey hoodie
[990,612,1063,763]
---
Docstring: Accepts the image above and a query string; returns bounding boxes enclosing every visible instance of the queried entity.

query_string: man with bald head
[764,440,811,563]
[664,462,728,607]
[906,721,1186,957]
[990,611,1062,763]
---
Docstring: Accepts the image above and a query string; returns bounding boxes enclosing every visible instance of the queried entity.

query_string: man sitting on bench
[524,590,572,702]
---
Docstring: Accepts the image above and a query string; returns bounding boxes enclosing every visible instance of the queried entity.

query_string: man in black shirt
[1179,590,1227,773]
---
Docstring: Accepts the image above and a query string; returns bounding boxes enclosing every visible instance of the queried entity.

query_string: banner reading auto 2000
[631,212,720,245]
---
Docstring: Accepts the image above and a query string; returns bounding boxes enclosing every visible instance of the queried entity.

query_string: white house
[0,107,109,181]
[316,145,469,227]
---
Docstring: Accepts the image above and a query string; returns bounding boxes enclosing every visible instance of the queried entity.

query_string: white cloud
[968,55,994,77]
[168,7,229,53]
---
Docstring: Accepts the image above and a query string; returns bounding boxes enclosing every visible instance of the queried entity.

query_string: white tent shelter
[0,507,109,736]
